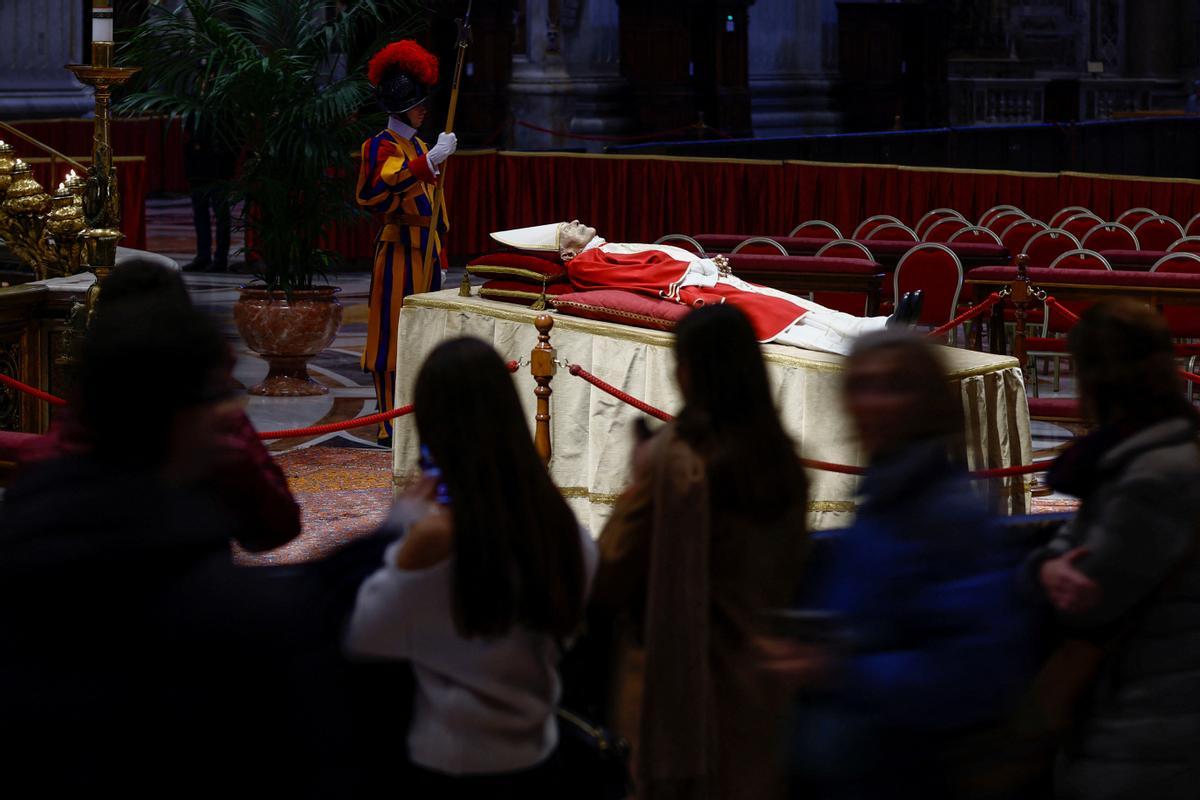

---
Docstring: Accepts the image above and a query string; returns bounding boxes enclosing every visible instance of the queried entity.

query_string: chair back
[815,239,874,261]
[979,204,1023,227]
[1149,252,1200,273]
[983,210,1027,235]
[1080,222,1139,252]
[1048,249,1112,271]
[893,243,964,327]
[1022,229,1081,268]
[1060,212,1105,240]
[863,222,918,242]
[914,208,964,238]
[1132,215,1185,252]
[653,234,706,255]
[851,214,903,240]
[1148,252,1200,337]
[1115,207,1158,229]
[730,236,788,255]
[1000,218,1049,259]
[1168,236,1200,254]
[1048,206,1092,229]
[1186,212,1200,238]
[788,220,842,240]
[923,216,970,242]
[945,226,1003,245]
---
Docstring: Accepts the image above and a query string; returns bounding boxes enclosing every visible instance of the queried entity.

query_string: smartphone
[418,444,452,506]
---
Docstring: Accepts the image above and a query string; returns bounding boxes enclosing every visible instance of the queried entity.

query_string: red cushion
[1172,341,1200,356]
[1097,249,1164,269]
[967,265,1200,289]
[1027,397,1082,420]
[1025,337,1069,353]
[728,254,883,275]
[467,252,567,283]
[551,289,692,332]
[478,279,574,306]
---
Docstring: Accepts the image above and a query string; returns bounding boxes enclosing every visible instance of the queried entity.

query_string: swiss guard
[358,40,456,445]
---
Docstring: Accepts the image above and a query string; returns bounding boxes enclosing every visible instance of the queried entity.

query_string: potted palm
[118,0,419,395]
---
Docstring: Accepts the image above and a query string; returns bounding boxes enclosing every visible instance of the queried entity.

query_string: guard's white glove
[427,132,457,167]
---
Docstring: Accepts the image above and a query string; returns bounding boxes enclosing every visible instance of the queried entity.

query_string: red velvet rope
[1044,295,1080,325]
[926,292,1003,339]
[0,371,67,407]
[564,362,1044,480]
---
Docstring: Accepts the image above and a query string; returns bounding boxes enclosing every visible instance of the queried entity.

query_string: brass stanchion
[531,315,556,464]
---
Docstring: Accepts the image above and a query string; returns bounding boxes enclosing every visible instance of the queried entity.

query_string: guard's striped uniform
[356,128,447,440]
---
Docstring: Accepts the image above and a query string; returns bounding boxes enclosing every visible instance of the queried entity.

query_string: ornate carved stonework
[0,341,22,431]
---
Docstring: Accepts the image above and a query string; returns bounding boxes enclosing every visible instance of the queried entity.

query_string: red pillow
[478,279,574,307]
[551,289,691,332]
[467,251,567,283]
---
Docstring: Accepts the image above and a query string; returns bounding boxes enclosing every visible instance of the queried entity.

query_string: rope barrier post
[1010,254,1034,380]
[531,314,556,465]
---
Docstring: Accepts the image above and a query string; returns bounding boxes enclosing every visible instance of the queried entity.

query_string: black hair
[673,304,808,523]
[414,337,585,640]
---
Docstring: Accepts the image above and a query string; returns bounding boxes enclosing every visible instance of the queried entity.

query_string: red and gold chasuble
[567,244,808,342]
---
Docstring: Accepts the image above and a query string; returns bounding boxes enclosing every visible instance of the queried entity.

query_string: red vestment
[567,245,808,341]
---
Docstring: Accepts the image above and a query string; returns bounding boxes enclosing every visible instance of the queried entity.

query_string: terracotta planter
[233,286,342,396]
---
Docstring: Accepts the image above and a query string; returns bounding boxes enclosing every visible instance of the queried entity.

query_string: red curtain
[27,156,147,250]
[5,117,187,194]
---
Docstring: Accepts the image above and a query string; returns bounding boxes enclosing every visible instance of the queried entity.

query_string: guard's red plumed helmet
[368,40,439,88]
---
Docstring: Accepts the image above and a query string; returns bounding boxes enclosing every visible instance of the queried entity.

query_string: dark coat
[1025,418,1200,799]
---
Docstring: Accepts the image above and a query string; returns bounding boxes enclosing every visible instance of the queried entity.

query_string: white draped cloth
[392,290,1033,533]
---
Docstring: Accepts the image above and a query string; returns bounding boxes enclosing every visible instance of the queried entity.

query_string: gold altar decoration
[0,153,89,281]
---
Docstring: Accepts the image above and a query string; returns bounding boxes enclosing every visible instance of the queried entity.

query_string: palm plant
[117,0,422,292]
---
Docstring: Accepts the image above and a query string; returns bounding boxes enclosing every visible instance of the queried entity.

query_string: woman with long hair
[593,303,810,800]
[1027,300,1200,799]
[346,337,596,796]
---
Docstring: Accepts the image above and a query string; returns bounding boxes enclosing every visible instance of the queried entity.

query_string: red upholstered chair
[999,218,1049,261]
[948,225,1003,246]
[978,204,1023,227]
[1187,212,1200,237]
[1049,249,1112,271]
[983,210,1027,235]
[1116,207,1158,229]
[1168,236,1200,254]
[1081,222,1139,252]
[788,220,842,240]
[1132,215,1185,252]
[730,236,788,255]
[923,216,970,242]
[811,240,877,315]
[863,222,919,242]
[1058,213,1103,241]
[815,239,873,260]
[914,208,964,238]
[1048,206,1092,229]
[1149,253,1200,368]
[653,234,706,255]
[1150,252,1200,273]
[893,243,964,330]
[852,214,903,239]
[1022,229,1081,268]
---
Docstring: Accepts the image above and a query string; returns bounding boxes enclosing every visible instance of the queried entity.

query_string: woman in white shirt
[346,337,597,797]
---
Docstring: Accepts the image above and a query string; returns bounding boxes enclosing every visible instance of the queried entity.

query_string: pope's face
[558,220,597,259]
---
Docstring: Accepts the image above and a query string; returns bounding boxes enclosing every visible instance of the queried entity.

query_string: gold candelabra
[0,147,88,280]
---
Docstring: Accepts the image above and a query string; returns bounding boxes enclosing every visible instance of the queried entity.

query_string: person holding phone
[345,337,597,796]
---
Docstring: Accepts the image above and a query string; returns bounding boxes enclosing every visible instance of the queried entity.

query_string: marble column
[508,0,630,151]
[0,0,92,119]
[747,0,840,136]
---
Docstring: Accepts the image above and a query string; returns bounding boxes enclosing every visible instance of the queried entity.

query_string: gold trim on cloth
[478,287,551,304]
[466,264,567,283]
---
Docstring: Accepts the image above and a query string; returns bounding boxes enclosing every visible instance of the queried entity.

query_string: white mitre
[489,222,564,251]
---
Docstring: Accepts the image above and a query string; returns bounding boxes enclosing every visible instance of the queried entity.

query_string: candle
[92,1,113,43]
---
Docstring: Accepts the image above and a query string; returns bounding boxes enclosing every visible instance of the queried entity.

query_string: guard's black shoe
[182,257,211,273]
[211,259,229,273]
